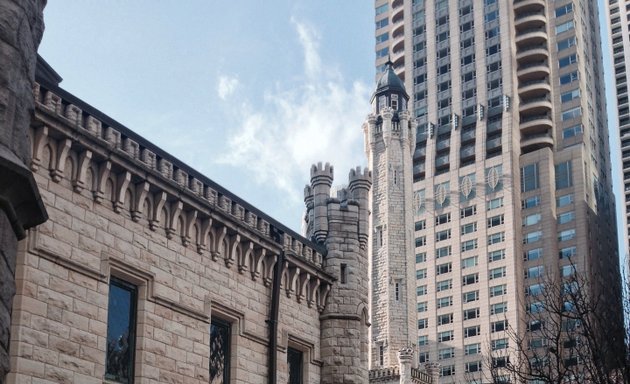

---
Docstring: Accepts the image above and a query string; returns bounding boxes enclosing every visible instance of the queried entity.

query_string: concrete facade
[606,0,630,258]
[0,1,48,382]
[375,0,621,382]
[6,59,383,383]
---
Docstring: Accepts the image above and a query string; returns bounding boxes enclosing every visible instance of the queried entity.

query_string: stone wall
[0,1,48,382]
[8,80,334,383]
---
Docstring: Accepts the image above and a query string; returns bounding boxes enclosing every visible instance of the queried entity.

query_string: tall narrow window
[379,345,384,366]
[340,264,347,284]
[210,318,231,384]
[105,278,137,383]
[287,347,303,384]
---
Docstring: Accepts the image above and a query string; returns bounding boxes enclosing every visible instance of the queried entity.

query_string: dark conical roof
[373,60,408,99]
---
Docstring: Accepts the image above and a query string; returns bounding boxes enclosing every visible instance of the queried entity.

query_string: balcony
[392,17,404,37]
[514,0,546,13]
[516,44,548,64]
[519,95,552,115]
[515,27,548,46]
[392,8,404,24]
[517,61,550,82]
[518,78,551,98]
[514,11,546,30]
[520,114,552,135]
[521,133,554,152]
[392,35,405,52]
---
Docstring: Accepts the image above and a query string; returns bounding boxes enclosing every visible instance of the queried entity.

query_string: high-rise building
[606,0,630,254]
[374,0,620,382]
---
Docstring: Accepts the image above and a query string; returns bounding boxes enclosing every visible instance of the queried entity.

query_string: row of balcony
[514,0,553,154]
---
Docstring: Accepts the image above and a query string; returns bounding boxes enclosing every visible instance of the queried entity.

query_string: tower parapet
[310,162,333,243]
[349,166,371,249]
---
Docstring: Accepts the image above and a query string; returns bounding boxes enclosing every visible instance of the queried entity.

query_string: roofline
[35,79,327,255]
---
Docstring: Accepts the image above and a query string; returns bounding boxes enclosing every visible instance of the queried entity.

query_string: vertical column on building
[305,163,371,383]
[365,62,417,370]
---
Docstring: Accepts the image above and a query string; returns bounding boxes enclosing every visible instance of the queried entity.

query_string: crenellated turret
[304,162,372,384]
[310,162,333,243]
[349,166,372,249]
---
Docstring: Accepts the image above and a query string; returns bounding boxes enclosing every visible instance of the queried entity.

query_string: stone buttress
[304,162,371,384]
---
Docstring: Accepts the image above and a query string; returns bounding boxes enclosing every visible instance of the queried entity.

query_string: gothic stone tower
[364,62,417,369]
[304,163,371,383]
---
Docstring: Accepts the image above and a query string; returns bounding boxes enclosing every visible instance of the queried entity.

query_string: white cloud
[216,19,371,203]
[217,75,239,100]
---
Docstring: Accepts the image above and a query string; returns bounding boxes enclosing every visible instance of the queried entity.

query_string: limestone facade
[7,59,376,383]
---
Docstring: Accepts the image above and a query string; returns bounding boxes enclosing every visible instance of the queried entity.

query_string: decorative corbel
[182,210,198,247]
[131,182,150,222]
[197,217,213,254]
[30,125,48,172]
[225,234,240,268]
[239,241,254,274]
[286,266,299,299]
[297,272,310,304]
[308,278,320,309]
[166,200,183,239]
[212,226,227,262]
[93,161,112,204]
[263,254,277,287]
[318,284,331,312]
[72,150,93,193]
[113,171,132,213]
[51,138,72,182]
[252,248,266,281]
[150,191,168,231]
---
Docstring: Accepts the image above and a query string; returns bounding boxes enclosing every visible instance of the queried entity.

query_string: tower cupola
[371,60,409,115]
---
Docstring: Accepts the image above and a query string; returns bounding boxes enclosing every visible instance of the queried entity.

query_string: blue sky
[39,1,627,260]
[39,1,374,232]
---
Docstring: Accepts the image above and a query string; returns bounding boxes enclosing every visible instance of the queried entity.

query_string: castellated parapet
[304,162,372,384]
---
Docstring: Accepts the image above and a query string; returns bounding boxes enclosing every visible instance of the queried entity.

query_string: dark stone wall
[0,1,47,382]
[0,214,16,382]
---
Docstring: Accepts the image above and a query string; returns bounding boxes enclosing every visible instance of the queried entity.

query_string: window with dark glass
[105,278,137,383]
[287,347,303,384]
[210,318,231,384]
[520,163,539,192]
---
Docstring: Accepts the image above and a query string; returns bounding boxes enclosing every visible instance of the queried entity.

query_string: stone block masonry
[7,73,347,383]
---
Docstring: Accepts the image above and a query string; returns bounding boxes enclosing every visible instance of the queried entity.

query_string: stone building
[5,57,397,384]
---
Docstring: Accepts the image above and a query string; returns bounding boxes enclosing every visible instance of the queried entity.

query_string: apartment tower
[606,0,630,254]
[374,0,619,382]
